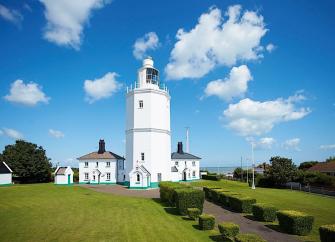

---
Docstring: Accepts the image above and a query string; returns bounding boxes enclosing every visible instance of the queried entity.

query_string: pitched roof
[308,161,335,172]
[0,162,12,174]
[56,167,67,175]
[78,151,124,160]
[171,152,201,160]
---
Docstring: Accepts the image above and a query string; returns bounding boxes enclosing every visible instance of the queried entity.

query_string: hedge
[218,222,239,239]
[202,174,221,181]
[252,203,278,222]
[203,187,220,200]
[229,195,256,213]
[174,188,205,215]
[319,224,335,242]
[212,189,229,204]
[234,233,267,242]
[187,208,201,220]
[218,191,240,207]
[276,210,314,235]
[159,182,186,206]
[199,214,215,230]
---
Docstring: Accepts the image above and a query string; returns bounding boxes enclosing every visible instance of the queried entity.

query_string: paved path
[80,184,299,242]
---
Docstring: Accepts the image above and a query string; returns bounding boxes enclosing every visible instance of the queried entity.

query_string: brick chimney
[177,142,184,154]
[98,139,106,154]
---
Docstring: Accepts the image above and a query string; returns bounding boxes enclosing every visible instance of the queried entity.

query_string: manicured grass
[191,179,335,242]
[0,184,215,242]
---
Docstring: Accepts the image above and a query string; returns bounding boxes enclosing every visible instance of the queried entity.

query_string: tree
[1,140,52,183]
[233,167,243,179]
[268,156,297,187]
[325,156,335,163]
[298,161,318,170]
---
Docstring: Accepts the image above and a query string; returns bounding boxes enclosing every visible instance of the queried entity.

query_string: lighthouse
[125,57,171,188]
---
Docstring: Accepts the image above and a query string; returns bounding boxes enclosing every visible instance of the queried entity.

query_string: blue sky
[0,0,334,168]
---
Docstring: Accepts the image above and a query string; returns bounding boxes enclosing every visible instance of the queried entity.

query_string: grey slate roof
[171,152,201,160]
[78,151,125,160]
[56,167,67,175]
[0,162,12,174]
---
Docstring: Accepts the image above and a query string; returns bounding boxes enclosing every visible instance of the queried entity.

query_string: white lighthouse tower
[125,57,171,188]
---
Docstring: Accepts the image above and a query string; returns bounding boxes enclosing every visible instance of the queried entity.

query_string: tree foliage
[268,156,297,187]
[298,161,318,170]
[1,140,52,183]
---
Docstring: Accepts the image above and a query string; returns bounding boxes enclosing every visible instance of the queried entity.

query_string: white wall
[0,173,12,185]
[171,159,200,181]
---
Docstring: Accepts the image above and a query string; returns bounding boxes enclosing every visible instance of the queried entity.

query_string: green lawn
[0,184,215,242]
[190,179,335,242]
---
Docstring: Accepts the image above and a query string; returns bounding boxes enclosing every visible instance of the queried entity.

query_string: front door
[67,174,70,184]
[183,172,187,181]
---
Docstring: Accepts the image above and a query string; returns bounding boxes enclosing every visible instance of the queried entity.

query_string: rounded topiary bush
[187,208,201,220]
[276,210,314,235]
[218,222,239,239]
[252,203,278,222]
[234,233,267,242]
[319,224,335,242]
[199,214,215,230]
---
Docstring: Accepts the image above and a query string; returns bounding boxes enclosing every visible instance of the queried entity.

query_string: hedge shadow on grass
[265,224,285,233]
[244,214,259,221]
[192,224,201,230]
[209,234,230,242]
[164,207,180,216]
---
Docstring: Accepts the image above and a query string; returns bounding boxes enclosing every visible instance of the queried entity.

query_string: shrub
[218,191,240,207]
[212,189,229,204]
[234,233,267,242]
[205,187,222,201]
[174,188,204,215]
[319,224,335,242]
[276,210,314,235]
[199,214,215,230]
[218,222,239,239]
[203,187,220,200]
[202,174,221,181]
[187,208,201,220]
[252,203,278,222]
[159,182,186,206]
[229,195,256,213]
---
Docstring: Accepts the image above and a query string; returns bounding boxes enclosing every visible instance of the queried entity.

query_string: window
[175,161,178,166]
[106,162,110,167]
[106,173,111,181]
[157,173,162,182]
[137,173,140,182]
[141,152,145,161]
[123,174,126,181]
[93,175,96,181]
[192,171,196,177]
[84,173,89,180]
[139,100,143,109]
[146,68,159,84]
[84,162,88,168]
[192,161,196,166]
[96,162,98,167]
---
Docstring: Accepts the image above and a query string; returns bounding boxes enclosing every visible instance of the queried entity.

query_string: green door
[68,174,71,184]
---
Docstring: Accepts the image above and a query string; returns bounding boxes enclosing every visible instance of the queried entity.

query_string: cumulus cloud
[222,93,310,136]
[283,138,301,151]
[133,32,160,60]
[0,128,24,140]
[84,72,122,103]
[49,129,65,138]
[0,4,23,26]
[40,0,110,49]
[165,5,267,80]
[266,43,276,53]
[320,144,335,150]
[204,65,252,101]
[4,79,50,106]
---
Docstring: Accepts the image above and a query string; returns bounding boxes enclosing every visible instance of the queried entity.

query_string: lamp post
[251,142,256,190]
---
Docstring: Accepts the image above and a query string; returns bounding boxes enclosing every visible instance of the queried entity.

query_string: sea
[200,167,238,175]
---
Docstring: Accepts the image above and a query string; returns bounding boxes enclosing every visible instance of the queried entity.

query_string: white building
[78,140,125,184]
[125,57,201,189]
[171,142,201,182]
[54,166,74,185]
[0,161,12,185]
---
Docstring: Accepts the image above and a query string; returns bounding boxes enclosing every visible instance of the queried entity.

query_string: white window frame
[139,100,143,109]
[141,152,145,161]
[106,161,110,167]
[192,161,196,166]
[84,162,88,168]
[192,171,196,177]
[84,173,89,180]
[175,161,178,166]
[106,173,111,181]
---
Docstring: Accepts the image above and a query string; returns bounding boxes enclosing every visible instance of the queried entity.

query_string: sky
[0,0,335,168]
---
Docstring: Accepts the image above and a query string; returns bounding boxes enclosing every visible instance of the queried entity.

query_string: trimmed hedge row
[218,222,239,239]
[219,191,240,207]
[229,195,256,213]
[202,174,221,181]
[234,233,267,242]
[174,188,205,215]
[252,203,278,222]
[159,181,186,206]
[187,208,201,220]
[276,210,314,235]
[199,214,215,230]
[319,224,335,242]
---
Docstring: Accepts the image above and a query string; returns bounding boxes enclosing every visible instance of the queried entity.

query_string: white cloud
[49,129,65,138]
[133,32,160,60]
[165,5,267,80]
[223,93,310,136]
[4,79,50,106]
[266,43,276,53]
[204,65,252,101]
[320,144,335,150]
[1,128,24,140]
[283,138,301,151]
[0,4,23,26]
[40,0,110,50]
[84,72,122,103]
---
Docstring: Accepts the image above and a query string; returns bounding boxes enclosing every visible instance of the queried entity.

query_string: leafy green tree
[268,156,297,187]
[298,161,318,170]
[325,156,335,163]
[233,167,243,179]
[1,140,52,183]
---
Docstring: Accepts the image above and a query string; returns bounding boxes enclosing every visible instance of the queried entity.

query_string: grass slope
[0,184,212,242]
[191,179,335,242]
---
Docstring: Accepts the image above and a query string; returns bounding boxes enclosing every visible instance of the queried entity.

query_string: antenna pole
[185,127,190,153]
